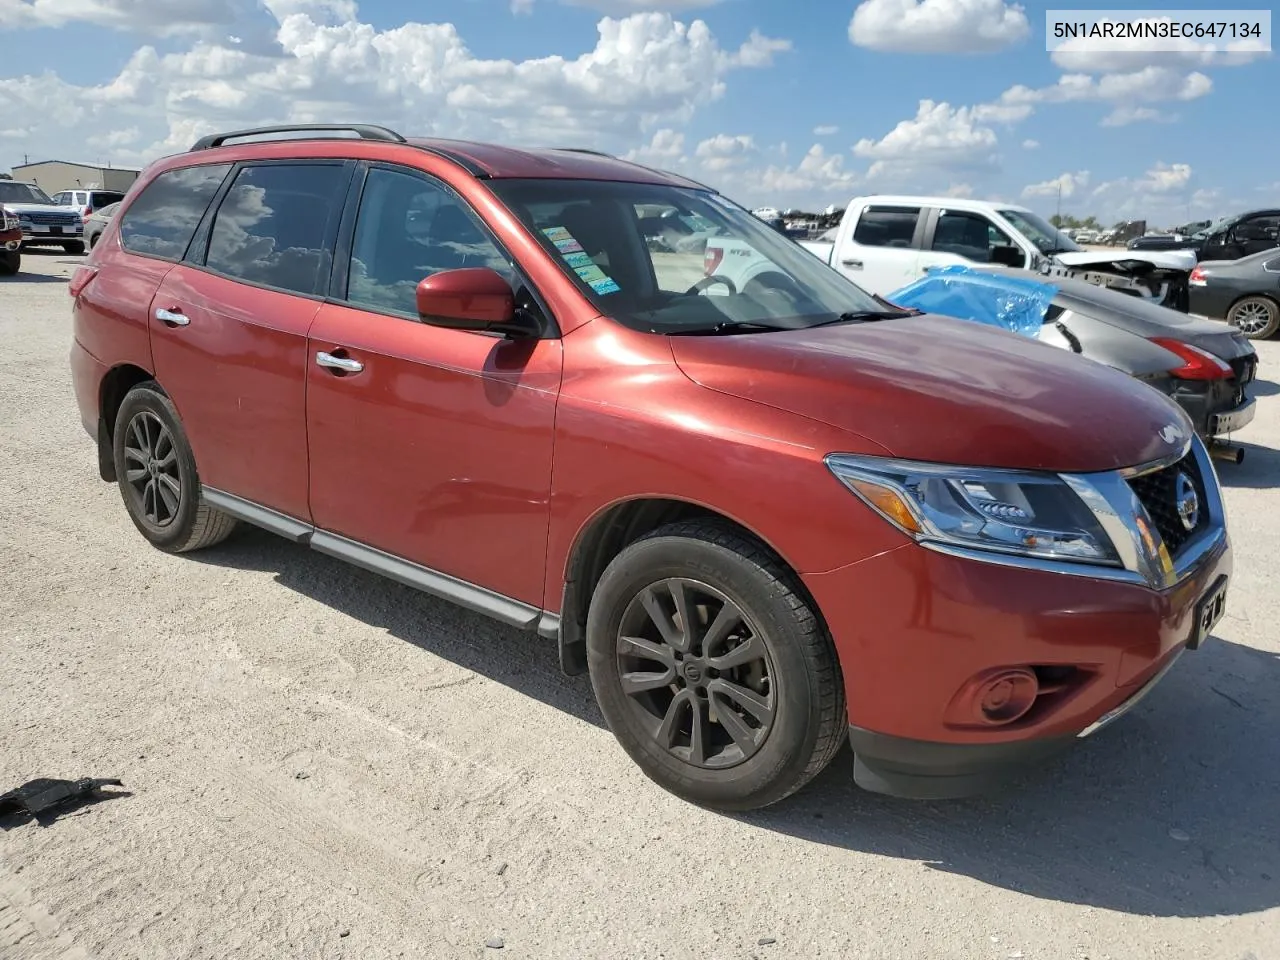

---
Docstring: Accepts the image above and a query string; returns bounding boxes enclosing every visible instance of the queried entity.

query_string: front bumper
[20,223,83,244]
[804,442,1232,799]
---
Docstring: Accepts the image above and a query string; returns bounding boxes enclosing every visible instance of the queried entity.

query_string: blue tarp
[886,265,1058,339]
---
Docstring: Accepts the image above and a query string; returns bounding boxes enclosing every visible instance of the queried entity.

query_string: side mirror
[990,244,1026,268]
[415,268,539,339]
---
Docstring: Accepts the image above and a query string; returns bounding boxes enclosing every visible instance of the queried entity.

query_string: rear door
[149,159,354,521]
[305,162,562,607]
[833,204,925,296]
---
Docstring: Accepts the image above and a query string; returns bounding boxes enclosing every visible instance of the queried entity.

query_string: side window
[853,206,920,248]
[52,192,68,205]
[931,210,1013,262]
[204,163,348,296]
[346,167,513,318]
[119,163,232,260]
[1239,215,1280,242]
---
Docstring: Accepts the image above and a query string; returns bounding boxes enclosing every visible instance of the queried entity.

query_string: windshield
[0,182,54,205]
[487,179,886,334]
[1194,216,1237,239]
[998,208,1082,254]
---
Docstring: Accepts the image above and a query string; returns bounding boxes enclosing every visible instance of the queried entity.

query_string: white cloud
[1100,105,1175,127]
[0,11,788,164]
[623,128,686,165]
[1093,162,1192,200]
[694,133,756,171]
[1086,162,1215,222]
[1022,170,1089,199]
[848,0,1029,54]
[0,0,250,34]
[563,0,723,10]
[1021,138,1039,149]
[709,144,859,210]
[999,67,1213,109]
[853,99,999,184]
[944,182,973,198]
[813,124,838,136]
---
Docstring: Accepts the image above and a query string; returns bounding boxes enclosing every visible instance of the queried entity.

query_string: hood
[4,203,82,217]
[669,314,1191,473]
[1054,249,1197,272]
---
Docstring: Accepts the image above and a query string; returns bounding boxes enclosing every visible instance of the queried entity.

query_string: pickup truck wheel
[112,384,238,553]
[62,240,86,255]
[586,520,847,811]
[0,251,17,276]
[1227,295,1279,340]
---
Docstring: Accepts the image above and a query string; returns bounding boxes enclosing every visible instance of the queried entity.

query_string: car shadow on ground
[1215,439,1280,489]
[1249,375,1279,398]
[4,272,68,284]
[188,527,1279,920]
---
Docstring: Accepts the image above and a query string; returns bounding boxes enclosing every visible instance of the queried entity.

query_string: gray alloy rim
[615,578,776,770]
[1233,300,1275,335]
[123,411,182,528]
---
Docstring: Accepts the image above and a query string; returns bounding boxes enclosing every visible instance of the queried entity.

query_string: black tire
[1227,295,1280,340]
[0,251,17,276]
[112,383,238,553]
[63,240,86,255]
[585,520,847,811]
[88,233,100,249]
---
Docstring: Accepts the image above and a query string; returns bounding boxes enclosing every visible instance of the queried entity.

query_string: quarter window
[204,163,348,296]
[119,163,232,260]
[346,167,512,318]
[853,206,920,248]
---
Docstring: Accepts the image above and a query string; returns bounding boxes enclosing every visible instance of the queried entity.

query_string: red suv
[70,125,1232,809]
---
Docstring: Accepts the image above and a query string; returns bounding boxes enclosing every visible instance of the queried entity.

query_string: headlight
[825,454,1120,566]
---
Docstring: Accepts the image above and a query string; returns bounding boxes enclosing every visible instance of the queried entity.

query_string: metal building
[8,160,141,195]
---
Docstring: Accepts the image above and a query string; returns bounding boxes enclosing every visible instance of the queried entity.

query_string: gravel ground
[2,250,1278,960]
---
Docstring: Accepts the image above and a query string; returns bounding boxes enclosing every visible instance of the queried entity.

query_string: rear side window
[853,206,920,248]
[204,163,349,297]
[119,164,231,260]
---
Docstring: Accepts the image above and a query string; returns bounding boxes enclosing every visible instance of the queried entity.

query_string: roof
[853,194,1031,213]
[12,159,142,173]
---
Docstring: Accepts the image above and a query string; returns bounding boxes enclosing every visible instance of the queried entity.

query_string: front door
[918,208,1025,276]
[150,159,353,520]
[305,163,562,607]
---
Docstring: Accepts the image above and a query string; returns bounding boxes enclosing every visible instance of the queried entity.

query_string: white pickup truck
[713,195,1198,310]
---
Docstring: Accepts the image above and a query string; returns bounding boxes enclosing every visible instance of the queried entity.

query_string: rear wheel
[1227,295,1280,340]
[63,240,85,255]
[0,251,17,276]
[112,384,238,553]
[586,520,847,811]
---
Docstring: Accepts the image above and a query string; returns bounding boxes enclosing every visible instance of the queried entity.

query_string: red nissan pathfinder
[69,125,1232,810]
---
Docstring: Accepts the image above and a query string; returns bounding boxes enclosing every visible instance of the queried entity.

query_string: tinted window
[1236,215,1280,240]
[52,192,69,204]
[853,206,919,248]
[346,167,512,317]
[119,164,231,260]
[932,210,1014,262]
[205,163,348,296]
[89,191,125,209]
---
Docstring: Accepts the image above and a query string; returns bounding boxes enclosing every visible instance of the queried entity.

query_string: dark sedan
[1188,250,1280,340]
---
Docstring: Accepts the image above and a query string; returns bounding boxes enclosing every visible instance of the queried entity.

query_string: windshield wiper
[666,320,793,336]
[809,308,920,328]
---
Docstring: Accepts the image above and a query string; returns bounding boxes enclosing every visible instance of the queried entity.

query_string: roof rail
[190,124,406,152]
[553,147,616,158]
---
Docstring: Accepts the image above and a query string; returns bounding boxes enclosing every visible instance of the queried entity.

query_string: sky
[0,0,1274,225]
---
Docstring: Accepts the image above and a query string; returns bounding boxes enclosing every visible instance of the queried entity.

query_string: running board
[201,486,559,637]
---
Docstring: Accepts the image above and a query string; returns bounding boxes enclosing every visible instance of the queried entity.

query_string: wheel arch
[554,496,817,675]
[97,363,161,481]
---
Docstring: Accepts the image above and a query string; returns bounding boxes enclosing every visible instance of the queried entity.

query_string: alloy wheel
[1232,299,1276,336]
[615,578,776,770]
[122,411,183,527]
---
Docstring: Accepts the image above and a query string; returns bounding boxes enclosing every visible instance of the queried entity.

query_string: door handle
[155,307,189,326]
[315,350,364,374]
[841,258,863,269]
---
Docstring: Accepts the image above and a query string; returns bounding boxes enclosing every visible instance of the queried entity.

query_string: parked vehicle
[71,124,1232,809]
[1074,229,1098,244]
[1107,220,1148,247]
[1188,250,1280,340]
[83,201,120,249]
[0,179,85,253]
[712,196,1197,311]
[51,188,126,223]
[1,206,22,275]
[887,265,1258,448]
[1128,210,1280,261]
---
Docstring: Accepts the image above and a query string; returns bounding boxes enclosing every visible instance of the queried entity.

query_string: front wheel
[63,240,86,255]
[0,251,17,276]
[1227,295,1280,340]
[112,383,238,553]
[586,520,847,811]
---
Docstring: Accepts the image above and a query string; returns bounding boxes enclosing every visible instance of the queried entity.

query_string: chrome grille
[26,211,79,225]
[1126,452,1206,555]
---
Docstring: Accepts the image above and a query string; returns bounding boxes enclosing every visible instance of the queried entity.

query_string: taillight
[703,246,724,276]
[68,264,99,299]
[1189,265,1207,286]
[1150,336,1232,380]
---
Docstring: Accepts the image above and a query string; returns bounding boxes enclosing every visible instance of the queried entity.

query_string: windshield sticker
[562,251,594,268]
[588,276,621,295]
[574,263,608,284]
[554,237,584,254]
[541,224,619,294]
[542,225,585,254]
[542,226,572,243]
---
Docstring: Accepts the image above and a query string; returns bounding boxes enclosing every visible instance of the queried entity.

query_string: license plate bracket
[49,226,63,236]
[1189,575,1228,650]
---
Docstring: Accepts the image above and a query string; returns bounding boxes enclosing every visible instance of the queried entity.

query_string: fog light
[974,669,1038,724]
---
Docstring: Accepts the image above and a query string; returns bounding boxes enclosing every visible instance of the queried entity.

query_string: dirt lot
[2,250,1278,960]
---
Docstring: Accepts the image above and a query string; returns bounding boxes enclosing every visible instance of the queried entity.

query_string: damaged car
[708,196,1198,312]
[885,265,1258,457]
